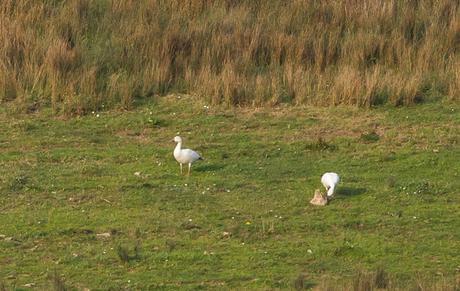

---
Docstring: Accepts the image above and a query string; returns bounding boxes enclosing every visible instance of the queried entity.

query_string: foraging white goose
[173,136,202,175]
[321,172,340,197]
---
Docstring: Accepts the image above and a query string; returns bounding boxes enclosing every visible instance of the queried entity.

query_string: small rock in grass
[222,231,231,239]
[310,189,328,206]
[96,232,111,238]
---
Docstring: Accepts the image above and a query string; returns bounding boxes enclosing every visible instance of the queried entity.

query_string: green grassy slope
[0,97,459,289]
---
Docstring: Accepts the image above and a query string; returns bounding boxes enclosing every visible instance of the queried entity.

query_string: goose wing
[182,149,202,162]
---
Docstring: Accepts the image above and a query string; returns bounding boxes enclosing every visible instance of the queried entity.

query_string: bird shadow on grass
[194,164,225,172]
[337,187,367,197]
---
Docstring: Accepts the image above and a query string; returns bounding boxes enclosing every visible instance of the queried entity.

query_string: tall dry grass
[311,268,460,291]
[1,0,459,114]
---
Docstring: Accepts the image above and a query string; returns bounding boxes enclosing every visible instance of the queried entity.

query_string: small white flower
[96,114,100,118]
[413,216,417,219]
[231,216,235,220]
[188,218,192,222]
[307,249,313,254]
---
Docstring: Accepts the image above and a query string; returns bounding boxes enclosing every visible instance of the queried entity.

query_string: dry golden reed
[1,0,459,114]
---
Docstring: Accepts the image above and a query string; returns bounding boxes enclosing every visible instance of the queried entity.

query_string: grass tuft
[294,273,309,290]
[305,137,337,152]
[360,131,380,143]
[374,266,389,289]
[51,270,67,291]
[116,245,130,263]
[7,171,29,192]
[117,241,142,263]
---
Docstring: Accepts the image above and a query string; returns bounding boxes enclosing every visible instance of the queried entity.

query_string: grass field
[2,0,460,112]
[0,96,459,290]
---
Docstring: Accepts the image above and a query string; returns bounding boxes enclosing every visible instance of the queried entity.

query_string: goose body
[321,172,340,197]
[173,136,202,175]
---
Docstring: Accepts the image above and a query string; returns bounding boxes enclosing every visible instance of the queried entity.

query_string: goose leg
[187,163,191,176]
[180,163,183,174]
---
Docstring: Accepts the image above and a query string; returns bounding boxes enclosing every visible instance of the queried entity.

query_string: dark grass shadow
[194,164,225,172]
[337,187,367,197]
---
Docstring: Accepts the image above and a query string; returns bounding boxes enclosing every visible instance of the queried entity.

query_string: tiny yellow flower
[245,221,251,225]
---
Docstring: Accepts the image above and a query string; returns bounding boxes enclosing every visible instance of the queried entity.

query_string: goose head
[173,136,182,143]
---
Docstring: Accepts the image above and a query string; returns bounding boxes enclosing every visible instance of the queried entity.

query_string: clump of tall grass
[48,269,67,291]
[1,0,459,114]
[314,267,460,290]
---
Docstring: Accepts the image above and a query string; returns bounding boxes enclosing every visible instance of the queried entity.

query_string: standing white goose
[321,172,340,197]
[173,136,202,175]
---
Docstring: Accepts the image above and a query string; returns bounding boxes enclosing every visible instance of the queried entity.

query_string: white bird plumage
[321,172,340,197]
[173,136,202,175]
